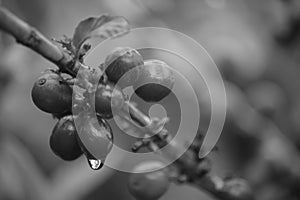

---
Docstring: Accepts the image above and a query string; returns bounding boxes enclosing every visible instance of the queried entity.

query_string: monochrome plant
[0,7,253,200]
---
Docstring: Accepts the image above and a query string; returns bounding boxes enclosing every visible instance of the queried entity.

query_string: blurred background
[1,0,300,199]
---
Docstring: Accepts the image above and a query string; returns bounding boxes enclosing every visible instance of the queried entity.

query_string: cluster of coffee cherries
[31,47,178,199]
[31,46,175,167]
[30,47,249,200]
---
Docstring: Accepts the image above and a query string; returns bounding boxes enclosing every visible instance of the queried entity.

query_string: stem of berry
[0,7,253,200]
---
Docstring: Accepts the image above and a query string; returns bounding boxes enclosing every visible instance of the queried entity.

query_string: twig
[0,7,253,200]
[0,6,78,76]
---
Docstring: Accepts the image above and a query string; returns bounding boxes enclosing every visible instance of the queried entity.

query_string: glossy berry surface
[105,47,143,88]
[95,82,124,119]
[76,114,113,162]
[134,59,175,102]
[128,161,170,200]
[50,115,83,161]
[31,71,72,114]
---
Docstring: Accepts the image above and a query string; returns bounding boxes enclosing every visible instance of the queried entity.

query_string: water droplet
[85,150,104,170]
[87,158,104,170]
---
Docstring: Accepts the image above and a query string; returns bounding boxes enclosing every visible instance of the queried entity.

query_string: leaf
[72,14,130,51]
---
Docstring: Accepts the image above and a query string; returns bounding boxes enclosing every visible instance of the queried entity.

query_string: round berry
[31,71,72,114]
[128,161,170,200]
[77,115,113,162]
[105,47,143,87]
[134,59,175,102]
[95,82,124,119]
[50,115,83,161]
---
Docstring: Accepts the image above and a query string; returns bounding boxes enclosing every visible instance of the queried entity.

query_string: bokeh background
[1,0,300,200]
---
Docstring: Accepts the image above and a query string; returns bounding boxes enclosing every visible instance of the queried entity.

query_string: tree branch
[0,6,77,76]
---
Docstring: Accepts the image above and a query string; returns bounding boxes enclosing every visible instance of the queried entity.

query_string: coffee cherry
[77,114,113,162]
[95,82,124,119]
[128,161,170,200]
[50,115,83,161]
[31,71,72,114]
[134,59,175,102]
[105,47,143,87]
